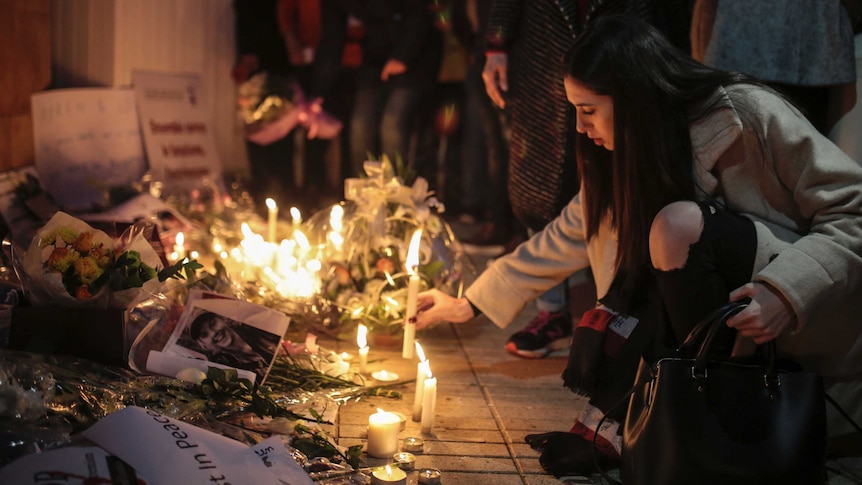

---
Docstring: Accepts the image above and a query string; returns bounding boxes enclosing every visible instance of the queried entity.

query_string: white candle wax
[370,464,407,485]
[266,198,278,243]
[357,324,369,373]
[359,346,369,374]
[367,410,401,458]
[402,229,422,359]
[412,360,429,422]
[420,371,437,434]
[174,231,185,261]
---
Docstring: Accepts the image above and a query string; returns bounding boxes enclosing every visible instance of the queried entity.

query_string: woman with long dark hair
[414,14,862,476]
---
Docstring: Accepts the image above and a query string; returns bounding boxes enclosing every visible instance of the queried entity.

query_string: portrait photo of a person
[176,309,282,379]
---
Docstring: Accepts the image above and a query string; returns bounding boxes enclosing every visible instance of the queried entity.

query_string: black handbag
[620,302,827,485]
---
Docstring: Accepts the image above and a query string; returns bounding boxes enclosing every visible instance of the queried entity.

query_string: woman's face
[196,315,247,353]
[564,76,614,151]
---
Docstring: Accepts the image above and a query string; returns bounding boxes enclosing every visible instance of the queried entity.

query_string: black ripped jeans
[653,201,758,347]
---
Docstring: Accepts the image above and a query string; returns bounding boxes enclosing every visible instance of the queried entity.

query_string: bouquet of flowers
[238,71,342,146]
[16,211,195,309]
[302,157,475,338]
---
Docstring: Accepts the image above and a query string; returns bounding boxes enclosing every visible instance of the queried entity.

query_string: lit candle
[420,363,437,434]
[412,343,428,421]
[371,370,399,382]
[370,464,407,485]
[367,409,401,458]
[290,206,302,229]
[402,229,422,359]
[357,324,369,373]
[173,231,185,261]
[266,198,278,243]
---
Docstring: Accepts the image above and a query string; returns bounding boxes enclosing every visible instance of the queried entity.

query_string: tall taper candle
[357,324,369,373]
[412,343,428,421]
[402,229,422,359]
[266,198,278,242]
[420,364,437,434]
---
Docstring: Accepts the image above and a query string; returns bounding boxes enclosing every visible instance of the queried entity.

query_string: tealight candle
[392,452,415,471]
[402,436,424,453]
[339,352,353,362]
[417,468,442,485]
[402,229,422,359]
[371,464,406,485]
[367,409,401,458]
[372,370,399,382]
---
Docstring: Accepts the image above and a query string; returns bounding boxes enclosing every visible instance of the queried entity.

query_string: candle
[367,409,401,458]
[420,364,437,434]
[412,345,429,421]
[266,198,278,242]
[290,206,302,229]
[357,324,369,373]
[392,452,416,471]
[173,231,185,261]
[370,465,407,485]
[417,468,442,485]
[402,436,424,453]
[304,333,318,354]
[372,370,399,382]
[402,229,422,359]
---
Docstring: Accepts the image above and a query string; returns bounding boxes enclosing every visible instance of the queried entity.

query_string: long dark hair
[564,14,765,274]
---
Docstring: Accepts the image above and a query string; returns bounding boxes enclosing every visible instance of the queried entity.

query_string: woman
[414,14,862,476]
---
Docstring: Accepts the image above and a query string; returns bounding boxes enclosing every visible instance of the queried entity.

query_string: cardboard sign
[30,88,148,212]
[132,70,223,193]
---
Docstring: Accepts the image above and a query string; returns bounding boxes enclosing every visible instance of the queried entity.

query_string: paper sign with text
[31,88,148,212]
[132,70,223,193]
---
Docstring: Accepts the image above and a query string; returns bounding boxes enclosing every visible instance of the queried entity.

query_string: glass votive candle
[417,468,442,485]
[402,436,424,453]
[392,452,416,471]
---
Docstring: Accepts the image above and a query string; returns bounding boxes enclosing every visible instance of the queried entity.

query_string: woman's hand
[726,282,797,344]
[482,52,509,109]
[412,289,476,330]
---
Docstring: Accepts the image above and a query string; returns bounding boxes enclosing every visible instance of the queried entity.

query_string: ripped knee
[649,201,704,270]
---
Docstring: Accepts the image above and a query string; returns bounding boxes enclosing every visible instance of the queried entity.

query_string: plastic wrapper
[301,158,476,338]
[14,211,166,309]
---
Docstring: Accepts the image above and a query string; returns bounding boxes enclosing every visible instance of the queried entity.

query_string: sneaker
[506,310,573,358]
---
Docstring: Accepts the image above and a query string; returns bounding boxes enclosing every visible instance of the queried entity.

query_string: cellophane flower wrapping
[15,212,166,309]
[301,157,476,338]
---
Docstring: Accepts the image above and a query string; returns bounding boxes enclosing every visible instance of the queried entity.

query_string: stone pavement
[314,243,862,485]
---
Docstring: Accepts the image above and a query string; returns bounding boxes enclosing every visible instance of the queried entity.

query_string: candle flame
[294,229,310,249]
[376,407,386,414]
[241,222,254,238]
[406,229,422,273]
[357,324,368,348]
[290,206,302,222]
[266,198,277,211]
[384,465,394,476]
[421,360,432,378]
[175,232,184,246]
[415,342,426,362]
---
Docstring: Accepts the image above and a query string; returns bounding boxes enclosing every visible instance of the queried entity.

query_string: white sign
[31,88,147,212]
[132,70,223,193]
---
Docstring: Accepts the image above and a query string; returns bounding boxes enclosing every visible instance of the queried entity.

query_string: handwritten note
[132,70,223,194]
[31,88,148,212]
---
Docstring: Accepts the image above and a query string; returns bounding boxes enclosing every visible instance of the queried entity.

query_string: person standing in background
[316,0,443,179]
[691,0,857,136]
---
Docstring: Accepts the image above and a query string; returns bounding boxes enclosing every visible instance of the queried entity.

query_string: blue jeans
[348,66,430,177]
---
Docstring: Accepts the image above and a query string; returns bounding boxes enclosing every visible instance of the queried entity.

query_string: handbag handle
[687,301,780,392]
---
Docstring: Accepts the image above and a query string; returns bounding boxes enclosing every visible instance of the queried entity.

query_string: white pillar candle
[266,198,278,243]
[173,231,185,261]
[367,410,401,458]
[413,360,429,422]
[370,464,407,485]
[420,366,437,434]
[357,324,369,373]
[402,229,422,359]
